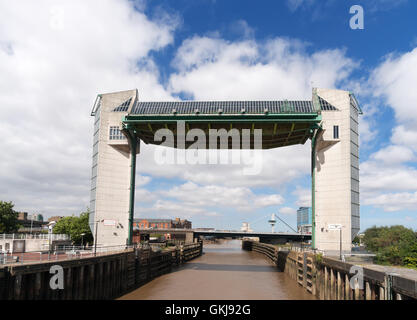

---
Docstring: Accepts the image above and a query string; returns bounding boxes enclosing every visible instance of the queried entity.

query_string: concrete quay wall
[0,242,203,300]
[242,240,417,300]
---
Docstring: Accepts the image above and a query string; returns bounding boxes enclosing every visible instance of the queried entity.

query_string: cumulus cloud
[361,46,417,212]
[371,47,417,128]
[0,0,177,217]
[363,191,417,212]
[1,2,382,225]
[169,36,357,100]
[137,142,311,188]
[278,207,297,215]
[135,181,284,219]
[292,186,311,207]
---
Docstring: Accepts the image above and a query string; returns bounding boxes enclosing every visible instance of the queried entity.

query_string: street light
[89,220,103,256]
[80,233,86,249]
[327,224,344,260]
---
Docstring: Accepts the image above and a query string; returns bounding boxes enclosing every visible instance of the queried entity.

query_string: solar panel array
[113,97,132,112]
[129,97,337,115]
[318,96,338,111]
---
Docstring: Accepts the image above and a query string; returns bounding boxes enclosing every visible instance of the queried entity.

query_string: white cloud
[159,181,283,211]
[278,207,297,215]
[286,0,315,12]
[169,36,357,100]
[292,186,311,207]
[363,191,417,212]
[360,46,417,212]
[371,145,415,164]
[0,4,370,223]
[370,47,417,129]
[0,0,177,217]
[392,125,417,152]
[137,142,311,188]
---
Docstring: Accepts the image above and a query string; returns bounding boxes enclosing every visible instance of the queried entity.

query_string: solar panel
[129,96,337,115]
[113,97,132,112]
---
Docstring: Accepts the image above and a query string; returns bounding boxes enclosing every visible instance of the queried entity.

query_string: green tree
[362,225,417,266]
[53,209,93,245]
[0,201,21,233]
[352,235,361,246]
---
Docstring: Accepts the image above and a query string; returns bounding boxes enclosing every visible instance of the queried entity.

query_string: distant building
[240,222,253,233]
[48,216,63,223]
[28,213,44,222]
[297,207,312,234]
[132,218,192,243]
[133,218,192,230]
[16,212,48,233]
[17,212,28,221]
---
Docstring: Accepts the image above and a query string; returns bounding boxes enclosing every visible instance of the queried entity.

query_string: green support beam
[311,125,322,250]
[122,128,138,246]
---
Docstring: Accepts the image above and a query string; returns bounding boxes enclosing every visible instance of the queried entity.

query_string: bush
[363,225,417,267]
[404,257,417,269]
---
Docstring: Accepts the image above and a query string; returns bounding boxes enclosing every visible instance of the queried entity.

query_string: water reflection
[119,239,315,300]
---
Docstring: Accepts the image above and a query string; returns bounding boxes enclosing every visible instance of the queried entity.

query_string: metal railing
[0,244,135,266]
[0,233,71,241]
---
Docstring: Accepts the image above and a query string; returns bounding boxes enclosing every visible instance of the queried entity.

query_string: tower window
[333,125,339,139]
[109,126,126,140]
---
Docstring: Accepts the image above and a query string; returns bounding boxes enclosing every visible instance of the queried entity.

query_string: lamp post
[339,227,344,261]
[91,220,103,256]
[81,233,86,249]
[328,224,344,260]
[94,221,98,256]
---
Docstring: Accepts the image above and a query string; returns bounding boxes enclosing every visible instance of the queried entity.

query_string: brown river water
[119,239,315,300]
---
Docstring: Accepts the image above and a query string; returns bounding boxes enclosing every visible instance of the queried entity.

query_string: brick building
[133,218,191,230]
[132,218,192,243]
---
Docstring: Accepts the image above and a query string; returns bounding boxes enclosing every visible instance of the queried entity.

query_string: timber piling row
[0,242,203,300]
[242,240,417,300]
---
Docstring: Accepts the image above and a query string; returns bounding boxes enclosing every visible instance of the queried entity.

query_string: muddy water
[119,240,315,300]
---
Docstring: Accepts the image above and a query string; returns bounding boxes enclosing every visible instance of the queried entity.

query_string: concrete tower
[89,89,139,247]
[313,88,361,253]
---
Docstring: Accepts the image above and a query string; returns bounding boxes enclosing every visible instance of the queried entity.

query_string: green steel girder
[122,113,321,124]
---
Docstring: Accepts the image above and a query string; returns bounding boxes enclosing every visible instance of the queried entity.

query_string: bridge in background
[135,228,311,244]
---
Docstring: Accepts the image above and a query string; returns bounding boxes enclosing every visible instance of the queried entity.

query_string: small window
[333,125,339,139]
[109,126,126,140]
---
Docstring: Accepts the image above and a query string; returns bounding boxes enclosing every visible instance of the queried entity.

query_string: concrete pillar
[26,274,34,300]
[379,286,385,300]
[324,267,328,300]
[330,268,335,300]
[78,266,84,300]
[14,274,22,300]
[97,262,103,299]
[65,268,72,300]
[396,293,402,300]
[365,281,371,300]
[345,274,350,300]
[354,278,360,300]
[318,269,324,300]
[337,271,342,300]
[34,272,42,300]
[88,264,95,299]
[85,265,90,300]
[105,262,110,299]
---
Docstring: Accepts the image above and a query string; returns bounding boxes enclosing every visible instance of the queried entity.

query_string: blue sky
[0,0,416,233]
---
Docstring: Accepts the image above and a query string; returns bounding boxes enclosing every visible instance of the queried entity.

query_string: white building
[241,222,253,233]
